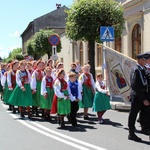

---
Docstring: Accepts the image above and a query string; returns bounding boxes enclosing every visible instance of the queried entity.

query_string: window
[79,42,83,66]
[97,44,103,67]
[132,24,141,59]
[115,37,122,52]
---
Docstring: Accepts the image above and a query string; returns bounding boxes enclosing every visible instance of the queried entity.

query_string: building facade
[113,0,150,58]
[21,0,150,73]
[21,6,68,55]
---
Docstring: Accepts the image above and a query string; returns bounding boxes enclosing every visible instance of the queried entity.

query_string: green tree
[10,47,22,59]
[66,0,125,79]
[26,29,62,59]
[3,47,23,62]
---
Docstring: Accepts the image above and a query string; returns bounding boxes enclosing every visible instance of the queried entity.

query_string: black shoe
[141,129,150,135]
[28,113,32,119]
[128,134,142,142]
[84,116,89,120]
[8,105,12,111]
[20,112,25,119]
[12,109,16,114]
[57,117,60,125]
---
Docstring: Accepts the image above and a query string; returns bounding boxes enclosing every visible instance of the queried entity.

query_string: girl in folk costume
[26,62,33,76]
[51,63,66,114]
[41,67,54,121]
[42,61,46,72]
[1,64,11,104]
[52,62,64,80]
[7,60,19,113]
[52,69,71,128]
[79,64,95,119]
[31,60,44,116]
[47,59,53,69]
[32,60,37,70]
[93,74,111,124]
[0,63,7,100]
[8,61,33,119]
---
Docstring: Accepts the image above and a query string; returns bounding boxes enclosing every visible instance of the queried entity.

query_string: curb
[110,101,131,111]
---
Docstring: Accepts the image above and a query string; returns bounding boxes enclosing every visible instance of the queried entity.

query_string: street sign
[51,46,58,60]
[100,26,114,42]
[48,34,60,46]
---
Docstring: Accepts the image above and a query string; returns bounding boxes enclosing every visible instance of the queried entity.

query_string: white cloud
[8,45,21,51]
[0,45,21,58]
[9,31,20,37]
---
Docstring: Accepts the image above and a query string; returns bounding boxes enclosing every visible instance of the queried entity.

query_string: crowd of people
[0,59,111,128]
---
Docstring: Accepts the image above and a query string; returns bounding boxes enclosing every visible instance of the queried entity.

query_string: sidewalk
[110,96,131,111]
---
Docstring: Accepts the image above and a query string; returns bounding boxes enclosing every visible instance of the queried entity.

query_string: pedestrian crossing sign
[100,26,114,42]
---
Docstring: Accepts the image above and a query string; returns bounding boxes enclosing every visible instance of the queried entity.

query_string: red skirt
[50,94,58,114]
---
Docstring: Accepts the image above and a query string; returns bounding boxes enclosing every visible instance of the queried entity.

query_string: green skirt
[79,84,94,108]
[93,92,111,112]
[8,84,33,106]
[57,90,71,115]
[32,81,42,107]
[3,83,9,103]
[40,88,54,109]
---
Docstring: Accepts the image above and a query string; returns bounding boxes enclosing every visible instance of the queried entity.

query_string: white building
[58,0,150,72]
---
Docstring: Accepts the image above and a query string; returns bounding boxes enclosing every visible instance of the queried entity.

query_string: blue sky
[0,0,73,58]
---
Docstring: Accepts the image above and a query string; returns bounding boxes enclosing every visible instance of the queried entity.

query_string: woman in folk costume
[40,67,54,121]
[93,74,111,124]
[7,60,19,113]
[31,60,44,117]
[1,63,11,104]
[52,69,71,128]
[79,64,95,119]
[8,61,33,119]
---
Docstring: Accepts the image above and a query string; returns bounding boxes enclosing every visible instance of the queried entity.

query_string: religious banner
[103,45,137,103]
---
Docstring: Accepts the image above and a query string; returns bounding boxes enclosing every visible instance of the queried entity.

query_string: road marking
[1,102,107,150]
[31,122,106,150]
[10,114,90,150]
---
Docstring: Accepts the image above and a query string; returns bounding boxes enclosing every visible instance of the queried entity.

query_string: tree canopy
[3,47,24,63]
[26,29,62,59]
[65,0,125,79]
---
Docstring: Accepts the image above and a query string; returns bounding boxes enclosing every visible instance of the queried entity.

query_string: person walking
[128,53,150,142]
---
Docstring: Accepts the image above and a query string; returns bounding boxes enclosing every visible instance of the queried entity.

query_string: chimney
[56,3,61,9]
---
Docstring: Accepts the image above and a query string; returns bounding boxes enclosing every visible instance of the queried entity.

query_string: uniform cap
[136,53,148,60]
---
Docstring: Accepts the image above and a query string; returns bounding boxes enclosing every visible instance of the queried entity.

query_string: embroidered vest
[46,76,53,89]
[69,80,78,99]
[83,73,92,87]
[35,70,43,81]
[58,78,68,91]
[19,70,29,85]
[11,70,16,88]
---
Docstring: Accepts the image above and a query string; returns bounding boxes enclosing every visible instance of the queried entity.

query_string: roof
[21,5,69,37]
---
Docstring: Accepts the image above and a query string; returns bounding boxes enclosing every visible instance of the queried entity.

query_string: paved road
[0,100,150,150]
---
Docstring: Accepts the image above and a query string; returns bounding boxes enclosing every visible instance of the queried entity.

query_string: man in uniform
[128,53,150,142]
[139,52,150,135]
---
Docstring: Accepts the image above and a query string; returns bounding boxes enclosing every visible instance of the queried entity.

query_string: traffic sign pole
[48,34,60,61]
[100,26,114,87]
